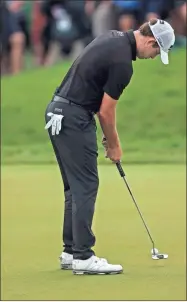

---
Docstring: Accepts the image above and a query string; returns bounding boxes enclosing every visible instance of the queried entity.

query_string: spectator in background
[40,0,92,65]
[67,0,93,46]
[1,1,25,75]
[112,0,143,31]
[7,1,47,68]
[31,0,47,66]
[144,0,167,20]
[85,0,114,38]
[39,0,71,65]
[170,0,186,47]
[1,0,185,76]
[145,0,186,47]
[7,1,32,51]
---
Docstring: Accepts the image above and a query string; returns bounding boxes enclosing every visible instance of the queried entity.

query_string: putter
[116,161,168,260]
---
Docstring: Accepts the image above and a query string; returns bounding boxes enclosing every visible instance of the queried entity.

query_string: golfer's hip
[45,98,96,135]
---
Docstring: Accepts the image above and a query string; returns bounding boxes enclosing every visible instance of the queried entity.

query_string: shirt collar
[126,30,137,61]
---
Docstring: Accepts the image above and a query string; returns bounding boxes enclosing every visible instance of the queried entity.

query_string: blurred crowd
[1,0,186,76]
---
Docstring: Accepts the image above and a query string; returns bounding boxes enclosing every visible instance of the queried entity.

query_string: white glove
[45,112,64,135]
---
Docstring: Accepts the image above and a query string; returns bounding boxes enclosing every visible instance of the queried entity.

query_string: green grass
[1,49,186,164]
[1,165,186,300]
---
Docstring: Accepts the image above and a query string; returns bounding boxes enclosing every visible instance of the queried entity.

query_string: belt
[53,95,79,106]
[53,95,95,115]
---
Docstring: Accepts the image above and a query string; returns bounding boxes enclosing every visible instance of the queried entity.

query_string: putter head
[152,253,168,260]
[151,248,168,260]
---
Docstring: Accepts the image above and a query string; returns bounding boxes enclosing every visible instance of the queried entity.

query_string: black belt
[53,95,79,106]
[53,95,95,115]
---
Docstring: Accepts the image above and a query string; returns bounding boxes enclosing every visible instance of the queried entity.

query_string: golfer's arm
[97,93,120,148]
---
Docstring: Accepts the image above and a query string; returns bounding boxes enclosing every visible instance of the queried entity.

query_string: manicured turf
[1,164,186,300]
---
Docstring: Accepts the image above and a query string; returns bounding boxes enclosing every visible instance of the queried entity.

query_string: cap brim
[160,49,169,65]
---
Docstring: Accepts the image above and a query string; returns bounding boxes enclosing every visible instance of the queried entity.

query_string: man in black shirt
[45,18,175,275]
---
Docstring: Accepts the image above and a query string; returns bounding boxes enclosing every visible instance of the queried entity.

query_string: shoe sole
[73,269,123,275]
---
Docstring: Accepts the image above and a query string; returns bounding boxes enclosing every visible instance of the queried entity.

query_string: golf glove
[45,112,64,135]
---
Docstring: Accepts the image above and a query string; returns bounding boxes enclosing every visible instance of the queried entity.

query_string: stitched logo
[54,108,62,113]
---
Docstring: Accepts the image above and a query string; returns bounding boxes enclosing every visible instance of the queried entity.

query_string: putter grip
[116,162,125,177]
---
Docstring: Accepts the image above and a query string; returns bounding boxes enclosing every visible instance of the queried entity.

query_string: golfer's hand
[45,112,64,135]
[106,146,122,163]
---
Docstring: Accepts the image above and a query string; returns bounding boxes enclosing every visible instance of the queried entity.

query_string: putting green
[1,165,186,300]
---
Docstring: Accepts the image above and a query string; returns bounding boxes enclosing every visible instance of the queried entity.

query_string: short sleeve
[103,63,132,100]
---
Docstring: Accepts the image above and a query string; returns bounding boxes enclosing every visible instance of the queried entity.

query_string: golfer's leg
[53,112,99,260]
[45,111,73,254]
[71,147,99,260]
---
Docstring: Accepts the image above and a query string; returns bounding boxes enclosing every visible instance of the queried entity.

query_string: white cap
[149,19,175,65]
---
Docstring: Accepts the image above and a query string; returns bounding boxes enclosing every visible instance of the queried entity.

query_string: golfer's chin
[137,55,152,60]
[137,54,147,59]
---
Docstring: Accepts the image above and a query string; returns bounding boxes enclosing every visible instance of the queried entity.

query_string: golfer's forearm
[97,112,120,148]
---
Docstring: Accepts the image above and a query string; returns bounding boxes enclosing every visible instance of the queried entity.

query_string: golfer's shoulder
[75,31,121,66]
[93,30,128,49]
[102,30,133,62]
[73,30,133,75]
[89,30,132,63]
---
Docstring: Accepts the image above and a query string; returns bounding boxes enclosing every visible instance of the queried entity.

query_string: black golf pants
[45,100,99,260]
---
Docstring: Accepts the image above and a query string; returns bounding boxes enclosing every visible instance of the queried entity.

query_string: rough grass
[1,49,186,164]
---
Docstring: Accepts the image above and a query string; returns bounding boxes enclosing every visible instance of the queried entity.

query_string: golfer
[45,18,175,275]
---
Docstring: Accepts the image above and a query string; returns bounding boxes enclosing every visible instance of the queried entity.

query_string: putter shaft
[116,162,156,252]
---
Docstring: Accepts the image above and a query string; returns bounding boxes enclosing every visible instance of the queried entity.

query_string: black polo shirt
[57,30,137,113]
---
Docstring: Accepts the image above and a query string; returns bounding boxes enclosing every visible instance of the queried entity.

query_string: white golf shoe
[59,252,73,270]
[72,255,123,275]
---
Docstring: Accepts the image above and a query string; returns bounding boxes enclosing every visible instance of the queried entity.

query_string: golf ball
[151,248,159,255]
